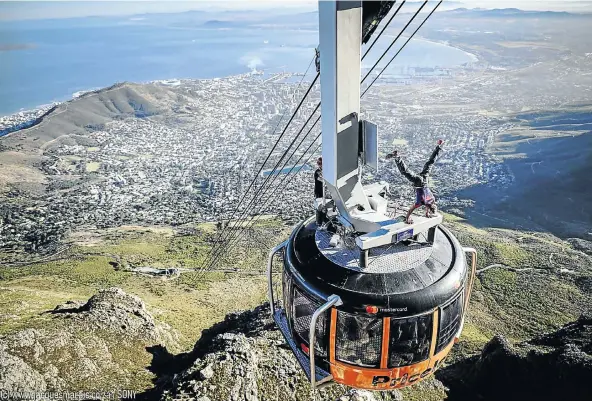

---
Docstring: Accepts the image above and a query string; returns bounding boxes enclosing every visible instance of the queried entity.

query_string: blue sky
[1,0,591,21]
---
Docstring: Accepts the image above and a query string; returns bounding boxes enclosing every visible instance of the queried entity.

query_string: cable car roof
[284,218,468,316]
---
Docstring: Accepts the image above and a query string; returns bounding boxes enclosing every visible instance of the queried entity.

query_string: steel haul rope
[200,2,408,271]
[203,1,442,274]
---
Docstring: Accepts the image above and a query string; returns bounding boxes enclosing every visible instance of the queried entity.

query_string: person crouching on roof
[386,140,444,224]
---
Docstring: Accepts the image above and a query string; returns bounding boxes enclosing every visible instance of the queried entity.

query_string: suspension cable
[362,1,406,60]
[198,61,318,269]
[224,129,322,248]
[203,1,441,274]
[203,120,322,273]
[202,5,408,269]
[363,1,442,97]
[231,138,324,260]
[199,103,321,272]
[201,133,322,276]
[361,0,427,85]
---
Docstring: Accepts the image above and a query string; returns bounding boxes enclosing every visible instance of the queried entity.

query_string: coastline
[413,36,480,63]
[0,36,478,134]
[0,70,276,120]
[0,104,60,138]
[0,72,294,137]
[1,35,478,120]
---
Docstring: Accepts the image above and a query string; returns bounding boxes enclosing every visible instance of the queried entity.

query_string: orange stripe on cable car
[429,309,439,358]
[380,317,390,369]
[329,307,338,364]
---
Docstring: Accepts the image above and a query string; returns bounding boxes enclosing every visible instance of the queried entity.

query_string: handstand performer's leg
[405,204,418,224]
[420,144,443,176]
[395,157,422,186]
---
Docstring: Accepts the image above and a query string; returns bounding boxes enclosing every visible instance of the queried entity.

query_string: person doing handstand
[386,140,444,224]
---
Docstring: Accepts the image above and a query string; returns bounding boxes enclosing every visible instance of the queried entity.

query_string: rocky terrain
[0,287,179,393]
[0,221,289,398]
[0,216,590,400]
[158,304,434,401]
[438,313,592,401]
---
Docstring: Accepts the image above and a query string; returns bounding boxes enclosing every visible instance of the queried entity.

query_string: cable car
[266,1,478,391]
[267,213,477,390]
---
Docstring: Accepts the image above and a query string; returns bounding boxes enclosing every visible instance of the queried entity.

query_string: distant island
[202,19,241,28]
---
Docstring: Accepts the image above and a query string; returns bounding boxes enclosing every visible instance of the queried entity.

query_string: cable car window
[436,294,463,354]
[389,314,432,368]
[292,287,328,357]
[336,311,382,368]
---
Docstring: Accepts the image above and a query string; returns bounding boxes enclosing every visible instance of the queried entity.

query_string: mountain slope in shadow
[459,107,592,239]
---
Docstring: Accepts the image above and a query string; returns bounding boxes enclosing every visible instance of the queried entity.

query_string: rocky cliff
[0,288,179,394]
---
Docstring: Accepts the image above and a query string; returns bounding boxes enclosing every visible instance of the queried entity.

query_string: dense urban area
[0,65,517,262]
[2,8,592,263]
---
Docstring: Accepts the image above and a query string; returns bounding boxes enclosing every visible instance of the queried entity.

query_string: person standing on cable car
[314,156,323,205]
[314,157,325,225]
[386,140,443,224]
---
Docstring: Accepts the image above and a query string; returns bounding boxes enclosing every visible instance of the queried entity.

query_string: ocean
[0,11,477,117]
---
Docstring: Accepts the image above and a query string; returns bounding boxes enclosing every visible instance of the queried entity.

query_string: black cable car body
[268,215,476,390]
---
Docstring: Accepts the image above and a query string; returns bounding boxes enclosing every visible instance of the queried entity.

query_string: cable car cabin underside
[267,214,477,390]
